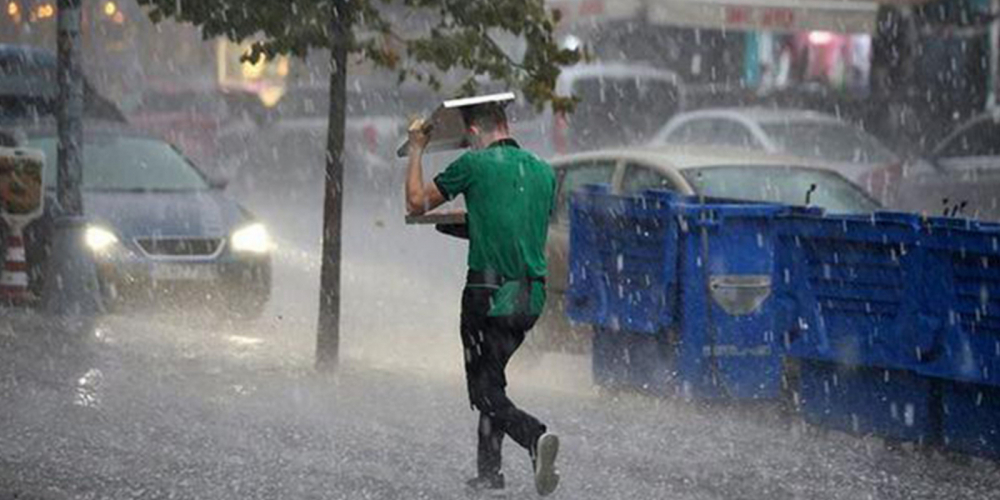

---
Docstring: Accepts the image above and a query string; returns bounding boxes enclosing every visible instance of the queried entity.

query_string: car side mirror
[207,175,229,190]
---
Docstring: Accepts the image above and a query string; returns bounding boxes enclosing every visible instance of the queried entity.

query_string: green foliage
[137,0,580,112]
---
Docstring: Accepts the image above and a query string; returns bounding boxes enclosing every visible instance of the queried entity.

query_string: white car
[535,145,880,352]
[509,62,684,159]
[650,107,899,182]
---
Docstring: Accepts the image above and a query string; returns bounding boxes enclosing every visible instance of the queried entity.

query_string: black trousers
[460,286,547,478]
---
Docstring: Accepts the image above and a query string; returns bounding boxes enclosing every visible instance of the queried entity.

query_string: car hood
[81,190,249,239]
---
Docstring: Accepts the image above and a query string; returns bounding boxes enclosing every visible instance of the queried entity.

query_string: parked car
[649,107,899,182]
[535,145,880,352]
[12,120,272,317]
[867,109,1000,221]
[128,84,265,171]
[510,62,685,159]
[0,43,124,123]
[240,82,440,195]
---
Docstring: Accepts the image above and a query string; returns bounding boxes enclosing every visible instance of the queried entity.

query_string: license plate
[150,263,217,281]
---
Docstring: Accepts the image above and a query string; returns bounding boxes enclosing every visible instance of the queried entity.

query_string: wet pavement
[3,185,1000,500]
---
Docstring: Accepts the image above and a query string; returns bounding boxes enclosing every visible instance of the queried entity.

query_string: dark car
[14,121,272,317]
[862,109,1000,221]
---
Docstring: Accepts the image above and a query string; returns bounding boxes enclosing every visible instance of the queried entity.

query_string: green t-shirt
[434,139,556,316]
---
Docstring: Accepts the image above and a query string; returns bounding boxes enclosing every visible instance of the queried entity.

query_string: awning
[549,0,939,35]
[649,0,879,34]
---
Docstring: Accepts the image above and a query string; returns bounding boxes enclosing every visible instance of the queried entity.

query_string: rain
[3,0,1000,499]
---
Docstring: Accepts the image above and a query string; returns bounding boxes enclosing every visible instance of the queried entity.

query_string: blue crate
[941,381,1000,459]
[571,186,1000,402]
[777,212,1000,389]
[569,187,677,334]
[799,360,939,444]
[567,185,611,327]
[570,188,793,400]
[668,199,791,401]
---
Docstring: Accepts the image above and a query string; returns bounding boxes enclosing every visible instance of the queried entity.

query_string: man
[405,102,560,496]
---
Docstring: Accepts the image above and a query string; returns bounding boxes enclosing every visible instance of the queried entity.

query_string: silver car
[650,107,899,182]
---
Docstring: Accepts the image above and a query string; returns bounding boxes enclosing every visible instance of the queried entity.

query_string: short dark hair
[460,103,508,133]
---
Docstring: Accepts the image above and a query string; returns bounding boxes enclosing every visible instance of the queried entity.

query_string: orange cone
[0,225,35,305]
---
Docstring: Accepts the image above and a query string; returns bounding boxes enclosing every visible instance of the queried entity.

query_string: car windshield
[29,135,209,191]
[681,165,881,214]
[760,121,897,164]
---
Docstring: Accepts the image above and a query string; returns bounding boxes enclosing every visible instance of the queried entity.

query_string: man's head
[461,103,510,149]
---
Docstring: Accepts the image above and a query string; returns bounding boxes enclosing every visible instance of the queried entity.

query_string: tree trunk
[45,0,102,319]
[57,0,84,216]
[316,0,350,371]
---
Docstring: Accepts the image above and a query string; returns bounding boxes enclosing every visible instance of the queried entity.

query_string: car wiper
[804,183,817,205]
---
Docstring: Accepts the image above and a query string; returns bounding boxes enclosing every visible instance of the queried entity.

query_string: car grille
[135,237,222,257]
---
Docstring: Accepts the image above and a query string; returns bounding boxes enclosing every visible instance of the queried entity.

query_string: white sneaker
[532,433,560,496]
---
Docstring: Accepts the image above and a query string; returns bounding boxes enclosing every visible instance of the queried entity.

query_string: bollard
[0,222,36,305]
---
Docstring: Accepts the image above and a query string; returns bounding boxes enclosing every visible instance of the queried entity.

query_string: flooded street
[3,183,999,500]
[4,1,1000,493]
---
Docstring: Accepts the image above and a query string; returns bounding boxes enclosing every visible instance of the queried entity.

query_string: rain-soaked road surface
[3,178,1000,500]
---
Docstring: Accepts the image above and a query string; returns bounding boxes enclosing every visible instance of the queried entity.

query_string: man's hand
[408,118,431,153]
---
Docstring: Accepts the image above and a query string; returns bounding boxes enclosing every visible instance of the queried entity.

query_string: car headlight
[85,226,119,252]
[231,223,272,254]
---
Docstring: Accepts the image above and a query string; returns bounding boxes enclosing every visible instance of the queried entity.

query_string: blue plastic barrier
[568,186,676,335]
[569,189,793,400]
[776,212,1000,388]
[798,360,940,444]
[941,381,1000,459]
[670,197,791,400]
[568,186,1000,457]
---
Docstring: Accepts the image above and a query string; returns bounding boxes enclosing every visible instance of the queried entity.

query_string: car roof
[559,62,681,80]
[0,44,127,123]
[2,119,160,142]
[0,44,57,98]
[672,107,843,125]
[0,44,56,65]
[931,108,1000,155]
[556,62,681,92]
[955,108,1000,127]
[551,145,847,174]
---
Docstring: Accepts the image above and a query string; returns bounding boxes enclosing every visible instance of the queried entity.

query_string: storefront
[549,0,995,103]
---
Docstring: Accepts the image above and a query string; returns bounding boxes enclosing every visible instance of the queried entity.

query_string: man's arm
[405,120,446,216]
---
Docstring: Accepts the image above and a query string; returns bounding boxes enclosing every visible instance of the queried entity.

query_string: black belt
[466,269,546,288]
[467,269,545,316]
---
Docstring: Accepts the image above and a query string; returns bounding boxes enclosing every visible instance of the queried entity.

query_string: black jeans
[460,286,547,478]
